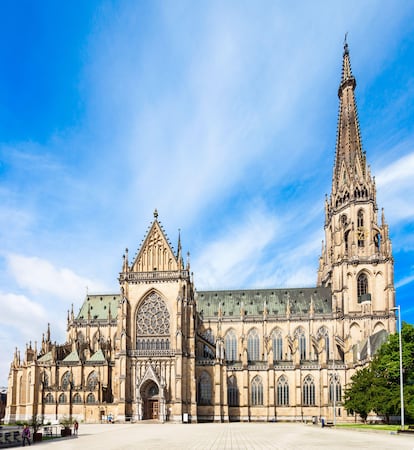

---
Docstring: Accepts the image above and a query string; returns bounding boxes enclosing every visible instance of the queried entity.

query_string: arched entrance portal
[141,381,160,420]
[136,364,167,422]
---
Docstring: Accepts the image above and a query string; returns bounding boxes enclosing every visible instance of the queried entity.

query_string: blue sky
[1,1,414,385]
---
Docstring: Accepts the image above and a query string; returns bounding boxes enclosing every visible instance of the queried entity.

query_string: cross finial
[343,32,349,55]
[154,209,158,219]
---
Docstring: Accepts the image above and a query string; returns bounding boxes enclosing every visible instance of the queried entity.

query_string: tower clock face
[357,227,366,240]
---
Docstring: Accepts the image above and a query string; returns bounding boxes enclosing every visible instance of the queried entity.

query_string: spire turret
[333,38,366,195]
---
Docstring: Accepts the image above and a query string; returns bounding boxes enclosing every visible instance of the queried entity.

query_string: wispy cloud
[376,150,414,223]
[5,253,110,302]
[0,1,413,385]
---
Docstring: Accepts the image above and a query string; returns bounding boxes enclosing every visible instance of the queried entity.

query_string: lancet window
[58,393,67,404]
[73,393,82,404]
[87,371,98,390]
[225,330,237,362]
[247,329,260,362]
[250,376,263,406]
[272,330,283,362]
[295,327,307,361]
[227,376,239,407]
[302,375,315,406]
[61,371,71,390]
[329,374,342,403]
[357,273,369,302]
[277,375,289,406]
[197,371,212,405]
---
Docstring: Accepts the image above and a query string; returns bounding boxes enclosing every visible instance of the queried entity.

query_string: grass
[336,423,403,431]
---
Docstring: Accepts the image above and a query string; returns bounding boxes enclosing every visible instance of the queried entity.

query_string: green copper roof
[77,294,120,320]
[197,287,332,318]
[88,349,106,363]
[63,350,80,363]
[38,351,52,363]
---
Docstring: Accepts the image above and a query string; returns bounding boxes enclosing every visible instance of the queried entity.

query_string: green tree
[344,367,373,422]
[344,322,414,424]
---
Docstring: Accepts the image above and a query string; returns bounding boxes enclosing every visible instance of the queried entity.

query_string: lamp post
[333,356,336,426]
[391,306,404,430]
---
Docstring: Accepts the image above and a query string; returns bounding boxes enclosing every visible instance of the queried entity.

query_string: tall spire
[333,36,366,192]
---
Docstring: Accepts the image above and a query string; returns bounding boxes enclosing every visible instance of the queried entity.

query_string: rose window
[136,293,170,351]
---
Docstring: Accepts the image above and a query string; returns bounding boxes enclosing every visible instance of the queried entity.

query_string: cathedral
[5,42,396,424]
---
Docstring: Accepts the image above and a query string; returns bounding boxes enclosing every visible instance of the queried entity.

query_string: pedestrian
[73,420,79,436]
[21,424,31,446]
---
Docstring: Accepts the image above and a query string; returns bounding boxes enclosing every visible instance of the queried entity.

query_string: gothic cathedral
[5,42,395,424]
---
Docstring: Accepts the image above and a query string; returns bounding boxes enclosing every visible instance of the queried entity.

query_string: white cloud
[194,207,279,289]
[376,151,414,223]
[0,291,47,335]
[6,254,110,302]
[395,273,414,289]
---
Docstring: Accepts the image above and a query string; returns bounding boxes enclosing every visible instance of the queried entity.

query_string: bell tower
[317,39,395,341]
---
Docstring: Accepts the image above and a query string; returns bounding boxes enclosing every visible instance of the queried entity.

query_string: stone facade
[5,42,396,425]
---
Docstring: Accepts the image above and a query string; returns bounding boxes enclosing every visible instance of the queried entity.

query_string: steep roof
[77,294,120,320]
[88,349,106,363]
[197,287,331,319]
[62,350,80,363]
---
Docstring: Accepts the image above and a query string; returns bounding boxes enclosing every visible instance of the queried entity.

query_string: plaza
[31,423,413,450]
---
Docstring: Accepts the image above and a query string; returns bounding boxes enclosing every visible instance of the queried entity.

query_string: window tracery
[247,329,260,362]
[61,371,71,390]
[357,273,369,302]
[227,376,239,406]
[225,330,237,362]
[251,376,263,406]
[277,375,289,406]
[198,371,212,405]
[329,374,342,403]
[87,371,98,390]
[136,292,170,351]
[303,375,315,406]
[271,329,283,361]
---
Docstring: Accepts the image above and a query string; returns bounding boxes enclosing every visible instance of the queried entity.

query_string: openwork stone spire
[333,37,367,195]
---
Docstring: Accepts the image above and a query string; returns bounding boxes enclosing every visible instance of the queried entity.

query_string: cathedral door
[150,400,159,419]
[142,381,160,420]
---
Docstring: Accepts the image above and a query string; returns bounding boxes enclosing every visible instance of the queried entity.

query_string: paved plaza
[29,422,413,450]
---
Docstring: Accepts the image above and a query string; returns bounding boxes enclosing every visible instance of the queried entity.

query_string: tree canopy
[344,322,414,423]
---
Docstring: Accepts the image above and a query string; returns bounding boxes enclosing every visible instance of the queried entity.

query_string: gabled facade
[5,42,396,425]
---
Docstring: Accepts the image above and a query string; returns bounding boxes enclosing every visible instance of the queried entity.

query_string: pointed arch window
[58,393,67,404]
[272,330,283,362]
[317,327,330,363]
[303,375,315,406]
[136,292,170,352]
[329,374,342,403]
[227,376,239,407]
[197,371,212,405]
[357,273,369,302]
[251,376,263,406]
[225,330,238,362]
[277,376,289,406]
[87,371,99,390]
[357,210,365,247]
[61,371,71,390]
[247,329,260,362]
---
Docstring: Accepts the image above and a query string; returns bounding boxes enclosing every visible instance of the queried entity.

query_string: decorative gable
[131,211,178,272]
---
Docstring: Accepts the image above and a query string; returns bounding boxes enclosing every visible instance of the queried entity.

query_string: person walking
[73,420,79,436]
[22,424,31,446]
